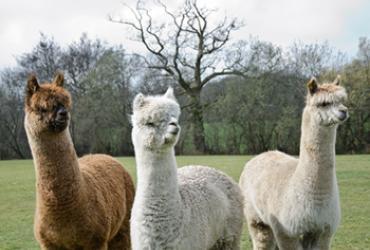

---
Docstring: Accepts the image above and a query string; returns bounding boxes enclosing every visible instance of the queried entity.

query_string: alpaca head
[24,72,72,135]
[305,75,348,127]
[131,88,181,152]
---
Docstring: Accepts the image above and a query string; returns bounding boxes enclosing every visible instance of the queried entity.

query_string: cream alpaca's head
[24,72,72,136]
[131,88,181,152]
[305,75,348,127]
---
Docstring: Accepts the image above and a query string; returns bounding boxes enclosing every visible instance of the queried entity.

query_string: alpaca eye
[146,122,155,127]
[38,107,48,113]
[319,102,330,108]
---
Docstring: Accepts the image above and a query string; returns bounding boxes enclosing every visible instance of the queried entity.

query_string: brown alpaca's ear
[53,72,64,87]
[133,93,146,110]
[333,75,341,85]
[164,87,177,101]
[26,74,40,96]
[307,77,318,95]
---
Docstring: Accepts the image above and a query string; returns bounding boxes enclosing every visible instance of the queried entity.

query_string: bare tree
[110,0,244,153]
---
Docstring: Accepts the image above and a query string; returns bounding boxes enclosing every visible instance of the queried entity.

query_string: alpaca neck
[135,147,180,199]
[27,127,82,208]
[294,108,337,194]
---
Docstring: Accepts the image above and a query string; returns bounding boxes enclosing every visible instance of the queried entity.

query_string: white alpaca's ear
[164,87,176,101]
[307,77,318,95]
[133,93,146,110]
[333,75,341,85]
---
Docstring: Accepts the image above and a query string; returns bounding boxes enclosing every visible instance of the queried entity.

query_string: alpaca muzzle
[168,126,179,135]
[338,110,348,121]
[50,107,69,132]
[168,121,180,135]
[164,123,180,145]
[56,107,68,121]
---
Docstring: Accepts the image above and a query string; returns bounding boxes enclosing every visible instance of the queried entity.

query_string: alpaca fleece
[130,88,244,250]
[239,76,348,250]
[24,73,135,250]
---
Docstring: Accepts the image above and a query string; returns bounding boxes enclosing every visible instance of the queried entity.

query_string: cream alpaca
[239,76,348,250]
[24,73,135,249]
[130,88,244,249]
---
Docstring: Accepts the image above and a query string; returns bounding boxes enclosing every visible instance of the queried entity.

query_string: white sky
[0,0,369,69]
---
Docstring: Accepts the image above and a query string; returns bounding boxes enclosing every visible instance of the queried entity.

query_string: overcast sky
[0,0,369,69]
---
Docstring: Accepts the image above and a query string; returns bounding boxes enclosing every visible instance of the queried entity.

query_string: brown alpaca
[24,72,135,250]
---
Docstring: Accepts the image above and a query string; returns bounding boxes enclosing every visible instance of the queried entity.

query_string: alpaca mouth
[324,120,338,127]
[50,119,68,132]
[164,133,178,144]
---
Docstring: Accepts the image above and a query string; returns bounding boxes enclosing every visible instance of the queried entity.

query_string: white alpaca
[130,88,244,250]
[239,76,348,250]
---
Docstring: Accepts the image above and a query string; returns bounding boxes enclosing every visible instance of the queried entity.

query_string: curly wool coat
[24,73,135,250]
[130,88,244,250]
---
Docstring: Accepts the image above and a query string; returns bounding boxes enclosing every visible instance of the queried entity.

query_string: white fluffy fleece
[239,77,348,250]
[130,88,244,250]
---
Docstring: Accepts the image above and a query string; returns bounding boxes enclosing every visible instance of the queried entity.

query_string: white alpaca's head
[305,76,348,127]
[131,88,181,152]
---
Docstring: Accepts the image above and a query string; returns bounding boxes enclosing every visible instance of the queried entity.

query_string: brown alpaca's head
[25,72,72,135]
[305,75,348,127]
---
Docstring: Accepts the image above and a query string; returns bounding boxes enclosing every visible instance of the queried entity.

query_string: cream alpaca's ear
[53,72,64,87]
[26,74,40,96]
[133,93,146,110]
[307,77,318,95]
[333,75,341,85]
[164,87,176,101]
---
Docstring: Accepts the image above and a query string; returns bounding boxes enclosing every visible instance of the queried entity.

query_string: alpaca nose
[56,107,67,119]
[168,122,179,134]
[338,109,348,121]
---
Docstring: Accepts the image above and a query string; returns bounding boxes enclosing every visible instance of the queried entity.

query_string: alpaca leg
[85,236,109,250]
[108,221,131,250]
[274,231,301,250]
[221,212,243,249]
[226,236,242,250]
[247,219,276,250]
[301,230,332,250]
[315,231,332,250]
[91,242,108,250]
[218,235,241,250]
[243,199,275,250]
[39,241,66,250]
[301,232,319,249]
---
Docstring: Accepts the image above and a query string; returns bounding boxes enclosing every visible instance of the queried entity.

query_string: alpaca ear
[333,75,341,85]
[53,72,64,87]
[307,77,318,95]
[133,93,146,110]
[26,74,40,96]
[164,87,176,101]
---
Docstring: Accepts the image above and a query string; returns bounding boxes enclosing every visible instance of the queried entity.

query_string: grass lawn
[0,155,369,249]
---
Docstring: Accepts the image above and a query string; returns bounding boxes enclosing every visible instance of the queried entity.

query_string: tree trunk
[189,91,206,154]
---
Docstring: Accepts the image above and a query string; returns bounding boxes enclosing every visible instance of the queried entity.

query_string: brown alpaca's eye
[38,107,48,113]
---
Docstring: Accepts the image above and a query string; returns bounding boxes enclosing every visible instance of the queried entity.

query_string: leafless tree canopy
[111,0,245,90]
[0,14,369,158]
[110,0,247,152]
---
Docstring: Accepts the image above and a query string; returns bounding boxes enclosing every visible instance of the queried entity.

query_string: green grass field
[0,155,369,249]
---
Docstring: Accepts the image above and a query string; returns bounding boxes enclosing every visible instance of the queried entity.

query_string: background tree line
[0,1,369,159]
